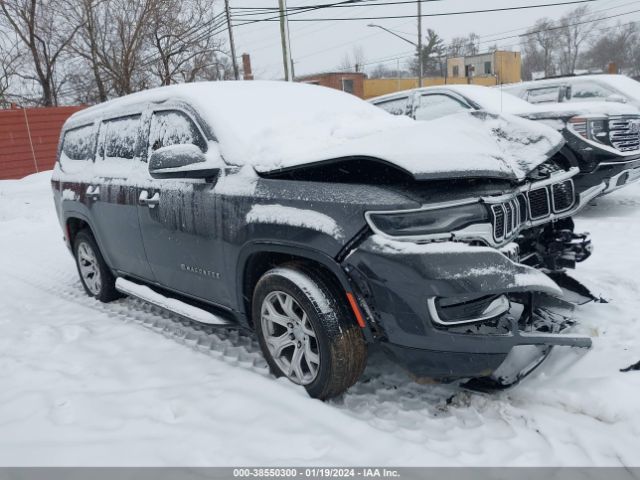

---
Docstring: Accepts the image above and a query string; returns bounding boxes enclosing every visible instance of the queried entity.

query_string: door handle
[86,185,100,200]
[139,190,160,208]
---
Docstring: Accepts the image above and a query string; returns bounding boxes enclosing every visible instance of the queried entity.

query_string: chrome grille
[490,179,576,243]
[492,198,524,241]
[528,188,550,219]
[491,205,506,240]
[552,181,574,212]
[609,116,640,152]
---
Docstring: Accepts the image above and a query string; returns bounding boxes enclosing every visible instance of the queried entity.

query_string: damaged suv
[52,82,596,399]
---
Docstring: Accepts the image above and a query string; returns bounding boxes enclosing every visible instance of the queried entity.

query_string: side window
[62,124,95,161]
[570,81,616,101]
[59,124,96,173]
[525,86,562,104]
[102,115,141,160]
[414,94,470,121]
[149,110,206,152]
[375,97,409,116]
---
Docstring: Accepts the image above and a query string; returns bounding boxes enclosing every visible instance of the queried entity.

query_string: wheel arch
[64,213,115,270]
[236,243,354,329]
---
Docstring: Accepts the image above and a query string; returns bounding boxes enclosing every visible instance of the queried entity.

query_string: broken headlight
[366,202,489,238]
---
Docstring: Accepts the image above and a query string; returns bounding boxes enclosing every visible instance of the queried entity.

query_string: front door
[136,109,230,307]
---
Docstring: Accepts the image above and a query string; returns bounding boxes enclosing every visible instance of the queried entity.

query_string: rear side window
[62,125,95,161]
[374,97,410,116]
[149,110,206,152]
[525,86,562,104]
[102,115,141,160]
[570,81,616,101]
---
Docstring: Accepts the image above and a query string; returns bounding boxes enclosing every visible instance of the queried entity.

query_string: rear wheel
[253,265,367,399]
[73,229,120,302]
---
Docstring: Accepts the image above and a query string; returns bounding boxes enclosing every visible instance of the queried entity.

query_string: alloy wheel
[260,291,321,385]
[77,242,102,295]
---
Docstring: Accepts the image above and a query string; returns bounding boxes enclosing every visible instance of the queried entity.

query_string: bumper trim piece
[603,165,640,193]
[427,295,510,326]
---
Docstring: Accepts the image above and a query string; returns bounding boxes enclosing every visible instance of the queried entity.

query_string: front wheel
[73,229,121,303]
[253,265,367,400]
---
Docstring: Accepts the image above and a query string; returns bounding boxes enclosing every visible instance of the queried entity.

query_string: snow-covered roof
[67,81,562,182]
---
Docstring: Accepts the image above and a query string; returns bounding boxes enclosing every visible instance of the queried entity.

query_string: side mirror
[606,93,627,104]
[149,144,220,179]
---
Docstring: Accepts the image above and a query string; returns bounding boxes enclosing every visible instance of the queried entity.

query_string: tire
[252,264,367,400]
[73,229,121,303]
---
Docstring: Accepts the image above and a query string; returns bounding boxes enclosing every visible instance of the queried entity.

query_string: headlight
[366,202,489,238]
[569,116,609,145]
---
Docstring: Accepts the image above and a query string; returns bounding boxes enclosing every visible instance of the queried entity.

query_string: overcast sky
[225,0,640,79]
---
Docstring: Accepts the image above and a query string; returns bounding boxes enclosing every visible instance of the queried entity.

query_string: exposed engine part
[517,217,592,271]
[464,292,586,391]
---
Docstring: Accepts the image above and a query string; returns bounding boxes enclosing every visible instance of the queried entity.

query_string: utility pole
[417,0,423,87]
[224,0,240,80]
[284,0,295,80]
[278,0,291,81]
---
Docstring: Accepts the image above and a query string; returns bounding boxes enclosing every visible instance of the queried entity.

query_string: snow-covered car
[370,84,640,196]
[502,74,640,109]
[52,81,596,399]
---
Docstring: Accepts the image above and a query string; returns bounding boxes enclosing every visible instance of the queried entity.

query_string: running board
[115,277,230,326]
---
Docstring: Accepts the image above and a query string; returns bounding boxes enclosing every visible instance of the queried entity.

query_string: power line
[233,0,599,25]
[349,6,639,69]
[231,0,448,18]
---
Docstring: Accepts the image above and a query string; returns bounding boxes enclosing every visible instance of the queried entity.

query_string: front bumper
[573,157,640,196]
[343,237,591,379]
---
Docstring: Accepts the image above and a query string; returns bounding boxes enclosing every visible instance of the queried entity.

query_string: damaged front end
[343,163,597,388]
[343,236,592,388]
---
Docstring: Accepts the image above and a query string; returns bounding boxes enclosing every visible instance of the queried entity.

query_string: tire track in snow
[0,261,463,435]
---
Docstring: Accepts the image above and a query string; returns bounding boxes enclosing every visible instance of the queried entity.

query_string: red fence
[0,106,85,180]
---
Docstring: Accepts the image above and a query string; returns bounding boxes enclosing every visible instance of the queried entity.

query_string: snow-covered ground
[0,171,639,466]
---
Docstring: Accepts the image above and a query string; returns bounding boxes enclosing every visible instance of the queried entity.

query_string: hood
[515,101,640,121]
[256,111,565,182]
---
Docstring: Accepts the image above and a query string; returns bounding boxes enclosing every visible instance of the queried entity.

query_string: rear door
[136,108,230,306]
[89,114,154,280]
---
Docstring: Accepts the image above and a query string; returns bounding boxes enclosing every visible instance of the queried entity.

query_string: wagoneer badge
[180,264,221,279]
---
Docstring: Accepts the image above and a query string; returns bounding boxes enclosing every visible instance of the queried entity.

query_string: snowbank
[1,172,639,466]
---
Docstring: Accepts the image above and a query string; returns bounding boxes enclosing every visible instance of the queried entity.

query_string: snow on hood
[68,81,563,181]
[279,110,564,181]
[437,85,639,119]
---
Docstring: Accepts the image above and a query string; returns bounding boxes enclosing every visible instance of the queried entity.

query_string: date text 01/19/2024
[232,468,401,478]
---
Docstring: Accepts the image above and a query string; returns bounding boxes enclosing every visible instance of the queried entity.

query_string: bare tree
[337,45,365,72]
[447,32,480,58]
[91,0,157,96]
[523,18,559,78]
[69,0,111,102]
[147,0,226,85]
[586,23,639,74]
[557,6,600,74]
[0,0,82,106]
[0,29,22,105]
